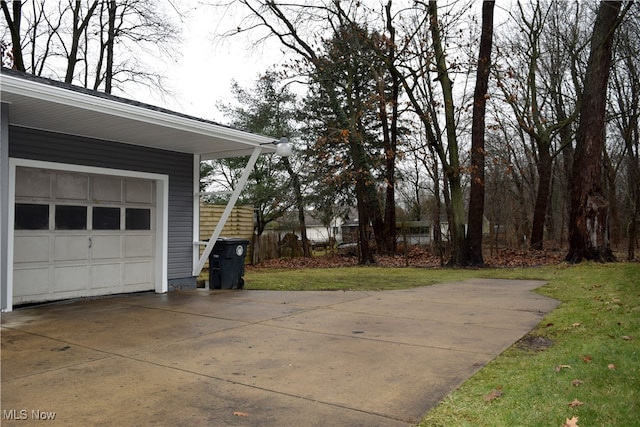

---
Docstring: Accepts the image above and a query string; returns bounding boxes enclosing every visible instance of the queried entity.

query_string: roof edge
[1,68,277,150]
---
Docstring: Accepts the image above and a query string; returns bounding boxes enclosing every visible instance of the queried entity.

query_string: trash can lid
[216,237,250,243]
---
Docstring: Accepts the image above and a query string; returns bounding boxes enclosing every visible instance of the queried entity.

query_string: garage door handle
[88,237,92,248]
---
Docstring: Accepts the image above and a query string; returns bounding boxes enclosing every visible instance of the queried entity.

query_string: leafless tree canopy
[1,0,181,95]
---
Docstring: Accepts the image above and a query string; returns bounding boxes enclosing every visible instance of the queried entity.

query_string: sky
[131,2,286,124]
[129,1,510,125]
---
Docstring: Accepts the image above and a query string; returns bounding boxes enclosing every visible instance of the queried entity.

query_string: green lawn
[245,262,640,427]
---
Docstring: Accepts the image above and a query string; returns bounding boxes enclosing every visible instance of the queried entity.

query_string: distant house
[340,216,489,246]
[1,68,278,311]
[266,211,344,247]
[340,219,445,245]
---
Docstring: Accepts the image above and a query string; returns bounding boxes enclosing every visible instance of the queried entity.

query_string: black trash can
[208,238,250,289]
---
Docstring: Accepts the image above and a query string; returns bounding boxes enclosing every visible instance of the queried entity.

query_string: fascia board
[1,74,277,152]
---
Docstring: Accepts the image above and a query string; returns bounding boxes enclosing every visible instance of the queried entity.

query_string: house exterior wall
[8,126,194,284]
[1,103,9,309]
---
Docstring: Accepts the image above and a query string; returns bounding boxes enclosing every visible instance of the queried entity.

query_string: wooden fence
[198,203,254,280]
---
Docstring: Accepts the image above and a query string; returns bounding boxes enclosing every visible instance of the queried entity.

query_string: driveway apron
[1,279,559,426]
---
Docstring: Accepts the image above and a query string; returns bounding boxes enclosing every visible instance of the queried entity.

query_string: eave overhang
[0,70,276,160]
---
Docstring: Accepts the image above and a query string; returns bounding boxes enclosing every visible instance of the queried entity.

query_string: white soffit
[0,72,276,159]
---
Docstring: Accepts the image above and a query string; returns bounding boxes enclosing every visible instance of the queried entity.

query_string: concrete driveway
[1,279,558,426]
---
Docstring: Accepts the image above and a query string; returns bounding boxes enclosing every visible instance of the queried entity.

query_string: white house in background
[0,68,279,312]
[267,211,345,247]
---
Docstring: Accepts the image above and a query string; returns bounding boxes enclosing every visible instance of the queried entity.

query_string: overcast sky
[130,1,285,124]
[132,1,510,125]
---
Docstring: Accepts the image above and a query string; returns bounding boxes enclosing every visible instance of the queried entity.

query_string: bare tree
[65,0,99,83]
[386,0,475,265]
[495,0,581,251]
[466,0,494,265]
[566,1,628,263]
[609,8,640,259]
[1,0,180,94]
[1,0,25,70]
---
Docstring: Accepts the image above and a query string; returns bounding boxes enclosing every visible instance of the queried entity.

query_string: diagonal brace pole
[193,146,262,276]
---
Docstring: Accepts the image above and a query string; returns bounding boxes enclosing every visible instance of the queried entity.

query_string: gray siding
[1,103,9,309]
[9,126,194,280]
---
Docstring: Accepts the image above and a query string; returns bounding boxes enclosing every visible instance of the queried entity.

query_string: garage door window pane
[15,204,49,230]
[93,207,121,230]
[125,208,151,230]
[55,205,87,230]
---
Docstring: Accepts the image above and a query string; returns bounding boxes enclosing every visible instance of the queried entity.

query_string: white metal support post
[192,146,263,276]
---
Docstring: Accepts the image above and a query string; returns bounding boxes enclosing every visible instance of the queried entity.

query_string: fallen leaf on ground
[621,335,633,341]
[568,399,584,407]
[608,363,616,370]
[579,355,592,363]
[571,379,584,387]
[562,416,580,427]
[483,389,503,401]
[233,411,249,417]
[571,323,581,327]
[555,364,572,372]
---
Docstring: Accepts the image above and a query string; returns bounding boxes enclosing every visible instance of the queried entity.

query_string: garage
[1,68,280,312]
[12,166,160,305]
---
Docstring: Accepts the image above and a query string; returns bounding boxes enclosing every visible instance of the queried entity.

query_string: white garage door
[13,167,156,305]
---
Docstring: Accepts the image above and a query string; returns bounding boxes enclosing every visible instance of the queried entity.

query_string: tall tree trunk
[603,148,621,246]
[566,1,623,263]
[105,0,117,93]
[381,2,400,255]
[428,0,466,266]
[377,76,398,255]
[283,158,310,257]
[557,96,574,249]
[467,0,494,265]
[530,140,552,250]
[64,1,99,84]
[1,0,25,71]
[427,144,444,262]
[350,139,376,264]
[627,116,639,260]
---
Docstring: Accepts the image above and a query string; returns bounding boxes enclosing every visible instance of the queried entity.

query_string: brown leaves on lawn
[571,379,584,387]
[568,398,584,407]
[555,364,572,373]
[608,363,617,370]
[579,354,592,363]
[233,411,249,417]
[562,416,580,427]
[249,248,565,269]
[483,388,503,402]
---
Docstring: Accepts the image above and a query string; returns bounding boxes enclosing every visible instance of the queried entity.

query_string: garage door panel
[54,266,89,292]
[14,236,50,263]
[124,235,153,258]
[93,176,122,202]
[15,168,51,198]
[92,236,122,260]
[55,173,89,200]
[92,264,122,289]
[124,262,152,285]
[54,236,89,261]
[13,268,50,296]
[125,180,153,204]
